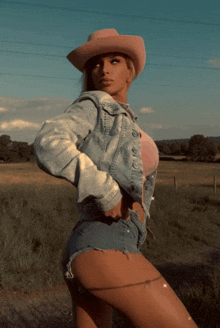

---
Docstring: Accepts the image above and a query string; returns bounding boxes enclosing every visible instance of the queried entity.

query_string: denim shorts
[62,208,147,280]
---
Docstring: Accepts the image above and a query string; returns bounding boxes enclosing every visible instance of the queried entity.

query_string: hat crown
[88,29,119,42]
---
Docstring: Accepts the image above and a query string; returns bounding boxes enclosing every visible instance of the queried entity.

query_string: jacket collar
[80,91,138,122]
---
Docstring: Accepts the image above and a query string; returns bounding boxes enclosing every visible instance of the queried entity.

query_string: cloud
[140,107,155,114]
[0,107,8,112]
[208,58,220,67]
[148,124,163,129]
[0,96,72,112]
[0,120,41,131]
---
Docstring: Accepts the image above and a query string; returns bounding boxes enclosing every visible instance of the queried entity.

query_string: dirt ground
[0,285,74,328]
[0,284,131,328]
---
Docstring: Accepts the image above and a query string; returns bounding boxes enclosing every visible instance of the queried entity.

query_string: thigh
[64,274,113,328]
[72,250,198,328]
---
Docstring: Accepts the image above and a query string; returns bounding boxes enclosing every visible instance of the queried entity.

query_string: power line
[0,73,214,89]
[3,0,220,27]
[0,73,181,87]
[2,41,213,61]
[2,40,71,49]
[145,63,220,70]
[1,73,79,81]
[1,50,220,70]
[1,50,63,58]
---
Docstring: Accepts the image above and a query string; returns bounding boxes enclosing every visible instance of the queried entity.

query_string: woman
[34,29,198,328]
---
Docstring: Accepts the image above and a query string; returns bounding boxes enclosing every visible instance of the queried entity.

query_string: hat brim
[67,35,146,78]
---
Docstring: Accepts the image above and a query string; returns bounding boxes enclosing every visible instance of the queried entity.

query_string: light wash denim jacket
[34,91,157,228]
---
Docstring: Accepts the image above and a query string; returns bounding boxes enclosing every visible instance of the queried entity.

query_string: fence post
[174,176,177,191]
[213,176,216,194]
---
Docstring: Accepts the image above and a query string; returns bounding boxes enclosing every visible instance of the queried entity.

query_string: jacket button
[132,147,137,153]
[132,130,138,137]
[131,185,136,192]
[132,163,138,169]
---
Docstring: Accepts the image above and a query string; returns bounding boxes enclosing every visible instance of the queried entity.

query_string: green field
[0,162,220,327]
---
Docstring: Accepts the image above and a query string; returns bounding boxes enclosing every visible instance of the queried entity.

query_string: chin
[99,86,114,94]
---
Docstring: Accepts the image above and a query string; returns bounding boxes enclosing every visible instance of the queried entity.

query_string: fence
[173,176,217,194]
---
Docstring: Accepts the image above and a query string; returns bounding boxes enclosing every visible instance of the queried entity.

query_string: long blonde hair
[81,53,136,93]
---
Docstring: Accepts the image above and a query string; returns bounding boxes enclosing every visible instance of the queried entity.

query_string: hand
[103,196,131,220]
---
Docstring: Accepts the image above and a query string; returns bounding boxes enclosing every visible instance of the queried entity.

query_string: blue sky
[1,0,220,144]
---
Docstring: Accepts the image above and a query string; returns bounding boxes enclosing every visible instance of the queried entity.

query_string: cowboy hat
[66,29,146,78]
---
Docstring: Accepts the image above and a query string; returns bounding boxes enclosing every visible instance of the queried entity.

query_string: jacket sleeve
[34,99,122,211]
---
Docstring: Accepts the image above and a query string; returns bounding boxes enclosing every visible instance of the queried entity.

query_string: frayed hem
[63,247,141,280]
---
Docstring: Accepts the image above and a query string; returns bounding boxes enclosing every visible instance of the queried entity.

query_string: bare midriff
[131,201,145,223]
[126,187,145,224]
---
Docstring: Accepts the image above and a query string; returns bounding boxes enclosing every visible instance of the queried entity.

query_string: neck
[110,89,127,104]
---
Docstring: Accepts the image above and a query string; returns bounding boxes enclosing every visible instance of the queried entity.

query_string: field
[1,159,220,187]
[0,161,220,327]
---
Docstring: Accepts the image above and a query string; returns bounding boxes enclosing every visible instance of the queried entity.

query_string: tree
[155,141,171,155]
[187,134,218,162]
[180,142,189,155]
[169,142,181,155]
[0,135,11,147]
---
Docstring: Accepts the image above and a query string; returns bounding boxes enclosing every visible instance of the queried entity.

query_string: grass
[142,184,220,263]
[0,183,78,291]
[0,162,220,327]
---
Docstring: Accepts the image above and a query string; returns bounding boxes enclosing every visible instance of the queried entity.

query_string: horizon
[1,133,219,146]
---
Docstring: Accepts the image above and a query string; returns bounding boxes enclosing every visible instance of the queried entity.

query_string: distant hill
[155,136,220,143]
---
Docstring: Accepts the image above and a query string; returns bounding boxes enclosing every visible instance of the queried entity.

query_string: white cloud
[0,120,41,131]
[208,58,220,67]
[0,96,72,112]
[0,107,8,112]
[140,107,155,114]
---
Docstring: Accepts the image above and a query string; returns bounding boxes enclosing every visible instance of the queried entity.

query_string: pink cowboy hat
[66,29,146,78]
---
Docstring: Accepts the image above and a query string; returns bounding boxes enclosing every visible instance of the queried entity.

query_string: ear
[126,69,133,84]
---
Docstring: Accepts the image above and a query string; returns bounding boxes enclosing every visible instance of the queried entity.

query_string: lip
[99,78,113,84]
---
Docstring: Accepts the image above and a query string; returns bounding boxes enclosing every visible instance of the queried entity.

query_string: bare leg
[70,249,198,328]
[64,274,113,328]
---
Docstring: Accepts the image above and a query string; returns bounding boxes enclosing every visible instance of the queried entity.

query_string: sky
[1,0,220,144]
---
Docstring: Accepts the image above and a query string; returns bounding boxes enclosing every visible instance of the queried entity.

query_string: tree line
[156,134,220,162]
[0,134,219,163]
[0,135,35,163]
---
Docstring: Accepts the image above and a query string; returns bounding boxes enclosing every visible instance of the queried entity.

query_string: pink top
[138,128,159,183]
[117,102,159,185]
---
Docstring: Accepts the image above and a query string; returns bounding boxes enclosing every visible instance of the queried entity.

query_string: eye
[94,62,100,68]
[111,58,120,64]
[91,62,100,72]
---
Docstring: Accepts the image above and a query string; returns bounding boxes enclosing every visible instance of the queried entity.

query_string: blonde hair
[81,53,136,93]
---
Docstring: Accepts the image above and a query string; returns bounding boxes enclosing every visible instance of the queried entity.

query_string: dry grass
[1,160,220,189]
[157,160,220,187]
[0,162,69,186]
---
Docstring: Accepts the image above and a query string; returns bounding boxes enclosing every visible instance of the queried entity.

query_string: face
[90,53,133,103]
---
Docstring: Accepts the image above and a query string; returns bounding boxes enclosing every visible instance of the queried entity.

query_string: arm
[34,100,122,212]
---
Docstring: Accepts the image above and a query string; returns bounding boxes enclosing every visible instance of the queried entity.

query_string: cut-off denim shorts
[62,208,147,281]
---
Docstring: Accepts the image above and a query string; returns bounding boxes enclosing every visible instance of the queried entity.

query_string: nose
[100,60,110,75]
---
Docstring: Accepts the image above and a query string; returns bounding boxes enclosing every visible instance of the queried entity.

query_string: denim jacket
[34,91,157,226]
